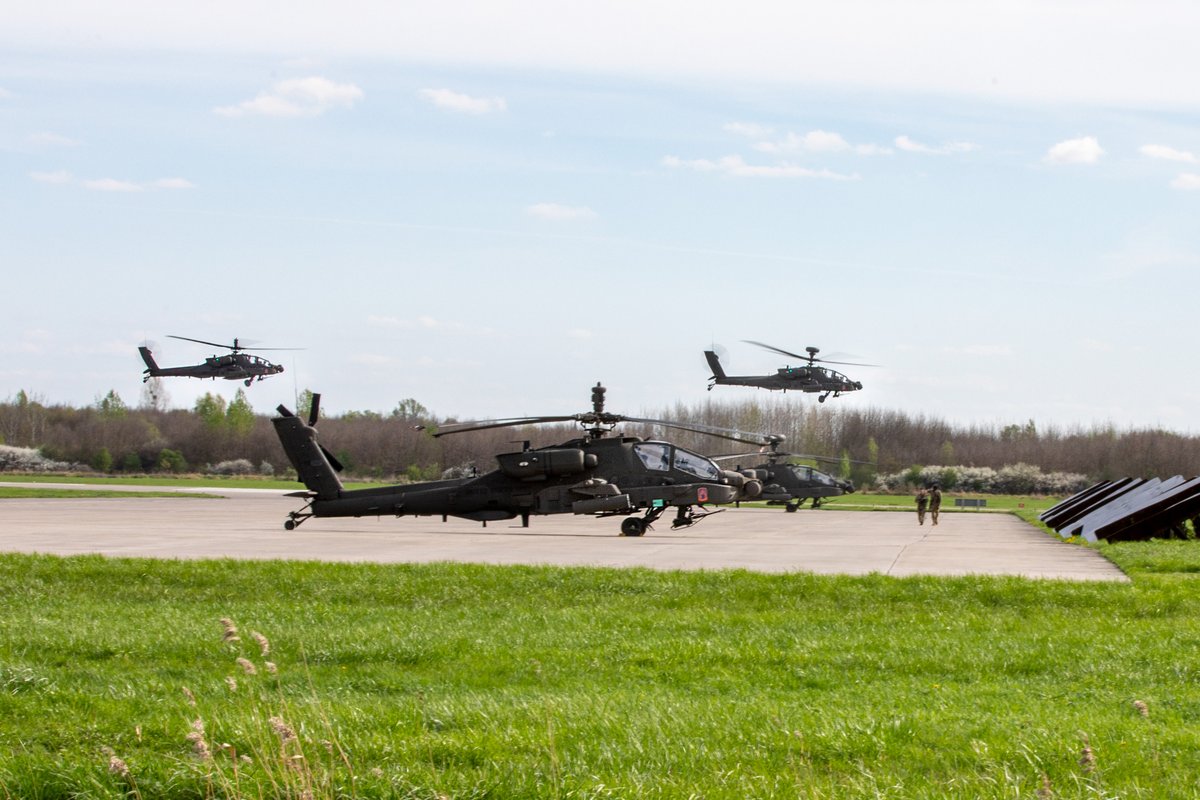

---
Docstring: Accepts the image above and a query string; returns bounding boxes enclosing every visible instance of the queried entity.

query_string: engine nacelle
[496,448,594,481]
[740,479,763,499]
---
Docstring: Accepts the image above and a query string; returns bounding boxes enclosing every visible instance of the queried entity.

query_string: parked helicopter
[705,341,873,401]
[712,435,855,511]
[139,335,292,386]
[272,384,764,536]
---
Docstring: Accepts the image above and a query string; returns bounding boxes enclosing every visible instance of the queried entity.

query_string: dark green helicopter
[272,384,764,536]
[139,335,293,386]
[712,435,856,511]
[705,341,874,401]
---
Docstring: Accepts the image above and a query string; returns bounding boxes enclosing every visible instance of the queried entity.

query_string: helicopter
[138,335,291,386]
[272,384,764,537]
[712,435,855,511]
[704,341,872,401]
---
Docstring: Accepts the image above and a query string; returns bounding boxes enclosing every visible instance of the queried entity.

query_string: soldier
[929,484,942,526]
[915,486,929,525]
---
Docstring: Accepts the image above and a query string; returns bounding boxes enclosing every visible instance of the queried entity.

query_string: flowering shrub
[0,445,83,472]
[875,463,1090,495]
[205,459,256,476]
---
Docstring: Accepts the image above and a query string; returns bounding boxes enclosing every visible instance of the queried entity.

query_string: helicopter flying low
[139,335,293,386]
[705,341,873,401]
[712,435,854,511]
[272,384,764,537]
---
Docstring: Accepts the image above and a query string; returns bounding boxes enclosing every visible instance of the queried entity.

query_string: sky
[4,1,1200,432]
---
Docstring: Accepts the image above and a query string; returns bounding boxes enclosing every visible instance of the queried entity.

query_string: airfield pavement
[0,483,1128,581]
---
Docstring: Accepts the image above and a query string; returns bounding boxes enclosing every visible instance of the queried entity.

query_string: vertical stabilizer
[704,350,726,379]
[138,346,159,372]
[272,408,344,500]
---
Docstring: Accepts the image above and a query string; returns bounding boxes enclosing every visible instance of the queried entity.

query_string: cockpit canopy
[633,442,722,480]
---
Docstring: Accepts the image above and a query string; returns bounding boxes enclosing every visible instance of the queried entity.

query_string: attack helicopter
[705,341,873,401]
[272,384,764,536]
[139,335,294,386]
[712,435,855,511]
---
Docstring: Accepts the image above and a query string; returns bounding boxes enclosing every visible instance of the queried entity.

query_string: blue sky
[4,2,1200,431]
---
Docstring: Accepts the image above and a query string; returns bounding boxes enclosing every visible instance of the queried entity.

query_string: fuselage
[306,436,746,522]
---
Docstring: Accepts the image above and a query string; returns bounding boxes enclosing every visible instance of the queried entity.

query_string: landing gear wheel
[621,518,647,537]
[785,502,799,513]
[284,519,296,530]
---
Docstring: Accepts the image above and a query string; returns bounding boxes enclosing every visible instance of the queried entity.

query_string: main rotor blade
[620,416,772,446]
[710,451,866,465]
[168,334,233,350]
[742,340,877,367]
[710,451,760,462]
[742,340,810,362]
[816,357,880,368]
[432,415,578,437]
[167,334,301,353]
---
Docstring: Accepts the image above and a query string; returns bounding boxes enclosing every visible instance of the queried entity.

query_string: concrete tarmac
[0,483,1127,581]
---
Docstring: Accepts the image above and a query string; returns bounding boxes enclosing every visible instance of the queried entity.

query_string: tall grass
[1,552,1198,798]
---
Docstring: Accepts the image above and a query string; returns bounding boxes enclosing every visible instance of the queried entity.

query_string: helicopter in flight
[139,335,293,386]
[272,384,764,536]
[705,341,873,401]
[712,435,855,512]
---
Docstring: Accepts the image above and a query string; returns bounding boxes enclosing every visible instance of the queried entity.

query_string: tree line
[1,388,1197,488]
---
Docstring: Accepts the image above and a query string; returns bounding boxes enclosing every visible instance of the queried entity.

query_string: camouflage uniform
[929,486,942,526]
[915,488,928,525]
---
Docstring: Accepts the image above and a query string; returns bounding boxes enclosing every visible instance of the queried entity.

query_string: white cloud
[34,172,195,191]
[525,203,598,221]
[761,130,846,154]
[418,88,506,115]
[30,169,73,184]
[0,87,12,100]
[82,178,143,192]
[1170,173,1200,190]
[895,135,978,155]
[1141,144,1198,164]
[27,132,80,147]
[724,122,774,138]
[753,129,889,156]
[214,76,363,118]
[12,5,1200,110]
[568,329,593,339]
[662,154,858,180]
[1043,136,1104,165]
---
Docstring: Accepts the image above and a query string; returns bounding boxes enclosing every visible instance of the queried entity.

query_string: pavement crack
[887,525,931,575]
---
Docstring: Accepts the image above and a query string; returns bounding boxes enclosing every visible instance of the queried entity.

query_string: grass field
[3,522,1200,798]
[0,474,389,491]
[0,474,310,491]
[0,487,220,499]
